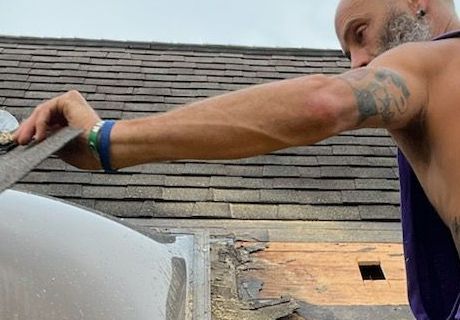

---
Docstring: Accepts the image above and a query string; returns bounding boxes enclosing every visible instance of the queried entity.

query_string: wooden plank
[125,219,403,243]
[240,242,408,306]
[127,219,402,231]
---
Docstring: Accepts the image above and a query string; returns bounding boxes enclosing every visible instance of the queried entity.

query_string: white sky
[1,0,460,49]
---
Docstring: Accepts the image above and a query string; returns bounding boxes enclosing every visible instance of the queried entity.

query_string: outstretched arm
[14,46,427,170]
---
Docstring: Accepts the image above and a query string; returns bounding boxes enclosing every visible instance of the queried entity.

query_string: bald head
[334,0,459,67]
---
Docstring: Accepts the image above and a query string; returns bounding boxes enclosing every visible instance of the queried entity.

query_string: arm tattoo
[338,68,410,124]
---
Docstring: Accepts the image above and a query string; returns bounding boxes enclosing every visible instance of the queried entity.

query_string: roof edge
[0,35,344,57]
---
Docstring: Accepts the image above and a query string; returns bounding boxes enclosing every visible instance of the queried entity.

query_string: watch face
[0,110,19,133]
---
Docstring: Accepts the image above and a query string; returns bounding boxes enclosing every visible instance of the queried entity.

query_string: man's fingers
[35,114,50,142]
[13,90,99,149]
[14,96,65,144]
[14,115,37,145]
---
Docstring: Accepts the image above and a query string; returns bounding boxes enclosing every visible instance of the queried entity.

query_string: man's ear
[407,0,429,15]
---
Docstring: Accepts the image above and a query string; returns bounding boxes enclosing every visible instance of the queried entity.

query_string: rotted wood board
[240,242,408,306]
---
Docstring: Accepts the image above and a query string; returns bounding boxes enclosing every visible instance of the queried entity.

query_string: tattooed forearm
[338,68,410,124]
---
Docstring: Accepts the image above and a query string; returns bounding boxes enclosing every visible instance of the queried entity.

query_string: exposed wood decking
[241,242,407,306]
[127,218,412,319]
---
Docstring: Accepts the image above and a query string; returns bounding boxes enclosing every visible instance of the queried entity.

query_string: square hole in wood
[359,261,386,281]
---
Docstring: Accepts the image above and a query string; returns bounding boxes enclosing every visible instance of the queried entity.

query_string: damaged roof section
[0,36,399,222]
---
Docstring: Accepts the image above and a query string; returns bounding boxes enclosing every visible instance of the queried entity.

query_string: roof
[0,36,400,222]
[0,36,409,319]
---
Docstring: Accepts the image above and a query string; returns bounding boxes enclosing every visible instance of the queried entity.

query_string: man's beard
[378,10,433,54]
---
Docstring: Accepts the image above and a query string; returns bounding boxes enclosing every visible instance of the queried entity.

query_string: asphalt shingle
[1,36,400,221]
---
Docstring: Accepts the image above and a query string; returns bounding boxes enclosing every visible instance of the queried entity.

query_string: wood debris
[0,132,13,146]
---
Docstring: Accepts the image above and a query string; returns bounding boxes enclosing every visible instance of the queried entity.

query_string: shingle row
[0,37,400,221]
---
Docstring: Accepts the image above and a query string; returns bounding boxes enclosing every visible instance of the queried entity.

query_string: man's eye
[355,25,367,44]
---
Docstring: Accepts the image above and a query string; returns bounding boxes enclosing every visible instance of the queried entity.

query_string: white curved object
[0,110,19,132]
[0,190,205,320]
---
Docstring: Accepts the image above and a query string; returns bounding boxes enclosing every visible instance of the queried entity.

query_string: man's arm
[109,74,356,168]
[14,45,427,170]
[336,44,428,130]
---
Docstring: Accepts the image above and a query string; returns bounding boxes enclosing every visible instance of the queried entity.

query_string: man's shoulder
[371,40,460,72]
[379,39,457,55]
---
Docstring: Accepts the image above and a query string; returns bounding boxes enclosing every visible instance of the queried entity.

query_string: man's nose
[350,49,373,69]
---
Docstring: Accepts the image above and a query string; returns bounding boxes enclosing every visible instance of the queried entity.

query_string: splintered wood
[240,242,408,306]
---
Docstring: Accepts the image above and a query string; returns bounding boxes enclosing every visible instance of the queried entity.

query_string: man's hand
[14,90,103,169]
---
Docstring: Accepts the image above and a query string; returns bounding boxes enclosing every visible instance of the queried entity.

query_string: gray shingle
[48,184,82,197]
[273,178,355,190]
[94,200,146,217]
[0,60,19,67]
[162,187,212,201]
[184,163,226,175]
[209,176,244,188]
[128,174,165,185]
[176,75,207,82]
[224,165,264,177]
[359,205,401,220]
[29,171,91,184]
[108,94,164,103]
[123,103,169,112]
[263,165,300,177]
[192,202,231,218]
[13,183,50,195]
[298,167,322,178]
[92,101,125,110]
[277,204,360,220]
[126,186,162,199]
[91,173,133,185]
[60,70,88,78]
[230,204,278,219]
[342,191,400,205]
[24,91,55,99]
[148,202,194,218]
[321,167,396,179]
[0,65,31,73]
[0,37,404,222]
[213,189,260,203]
[367,157,397,167]
[260,190,342,205]
[4,98,40,107]
[97,86,133,95]
[67,198,96,209]
[35,158,69,170]
[355,179,399,190]
[133,87,171,95]
[82,186,126,199]
[0,89,25,98]
[164,176,210,187]
[276,146,333,156]
[332,145,375,155]
[0,74,28,81]
[0,81,30,90]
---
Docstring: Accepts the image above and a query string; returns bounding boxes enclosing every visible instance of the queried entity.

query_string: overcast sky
[1,0,460,49]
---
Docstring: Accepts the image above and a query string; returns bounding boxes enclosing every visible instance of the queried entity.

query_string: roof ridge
[0,35,344,57]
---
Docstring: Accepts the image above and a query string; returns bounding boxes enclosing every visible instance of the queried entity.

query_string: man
[12,0,460,318]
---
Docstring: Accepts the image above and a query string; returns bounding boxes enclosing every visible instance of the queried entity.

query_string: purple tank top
[399,31,460,320]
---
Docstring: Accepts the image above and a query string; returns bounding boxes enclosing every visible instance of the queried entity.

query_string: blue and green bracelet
[88,120,117,173]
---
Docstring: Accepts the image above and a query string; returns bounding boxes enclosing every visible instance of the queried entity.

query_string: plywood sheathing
[240,242,408,306]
